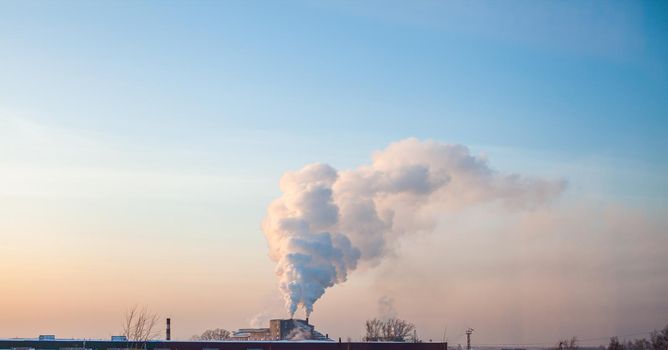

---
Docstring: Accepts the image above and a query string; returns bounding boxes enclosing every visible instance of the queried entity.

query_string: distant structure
[166,318,171,341]
[229,328,271,341]
[230,319,329,341]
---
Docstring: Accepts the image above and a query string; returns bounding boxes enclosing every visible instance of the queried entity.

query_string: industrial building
[230,318,329,341]
[229,328,271,341]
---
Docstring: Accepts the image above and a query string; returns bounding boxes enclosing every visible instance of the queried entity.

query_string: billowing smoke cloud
[262,138,566,317]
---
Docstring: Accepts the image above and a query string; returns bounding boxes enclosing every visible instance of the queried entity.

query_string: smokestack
[166,318,171,340]
[305,317,309,325]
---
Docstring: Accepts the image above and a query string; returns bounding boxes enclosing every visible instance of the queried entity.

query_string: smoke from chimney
[378,296,397,320]
[262,138,565,317]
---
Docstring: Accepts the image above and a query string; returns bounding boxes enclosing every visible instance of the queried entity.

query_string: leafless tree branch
[121,305,160,347]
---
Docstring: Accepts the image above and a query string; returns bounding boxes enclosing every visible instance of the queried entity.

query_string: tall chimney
[166,318,171,340]
[305,317,309,325]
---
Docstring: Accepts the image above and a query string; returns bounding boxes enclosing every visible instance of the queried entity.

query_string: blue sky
[2,1,666,197]
[0,1,668,194]
[1,0,667,343]
[2,1,667,154]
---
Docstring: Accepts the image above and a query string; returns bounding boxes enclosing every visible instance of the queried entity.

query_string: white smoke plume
[285,320,314,341]
[378,296,397,320]
[249,312,271,328]
[262,138,566,317]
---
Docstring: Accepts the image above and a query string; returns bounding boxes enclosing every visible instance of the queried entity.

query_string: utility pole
[466,328,474,350]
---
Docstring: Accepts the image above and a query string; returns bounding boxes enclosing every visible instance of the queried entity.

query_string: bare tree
[383,318,415,341]
[364,318,415,342]
[191,329,231,341]
[609,337,624,350]
[409,329,420,343]
[121,305,160,343]
[365,319,383,341]
[650,325,668,350]
[627,338,652,350]
[555,337,578,350]
[607,324,668,350]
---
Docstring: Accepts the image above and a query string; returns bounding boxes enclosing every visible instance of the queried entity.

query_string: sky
[0,0,667,346]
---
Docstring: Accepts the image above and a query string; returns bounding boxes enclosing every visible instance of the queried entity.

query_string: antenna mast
[466,328,474,350]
